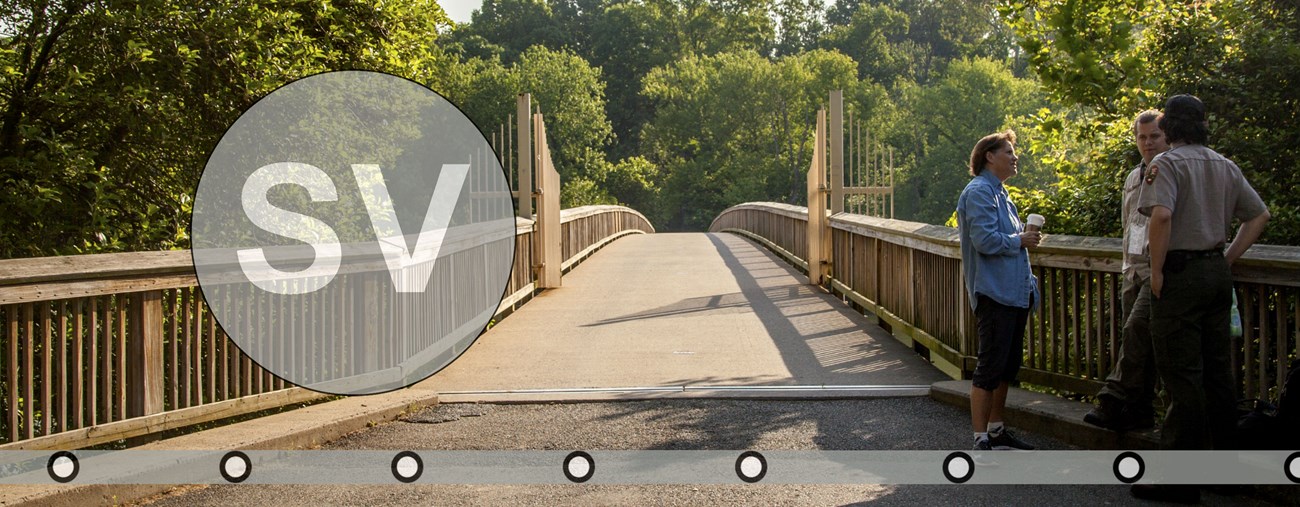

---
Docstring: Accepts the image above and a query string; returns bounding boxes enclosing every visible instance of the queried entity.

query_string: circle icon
[1285,452,1300,484]
[563,451,595,483]
[192,70,515,395]
[46,451,79,483]
[735,451,767,483]
[391,451,424,483]
[220,451,253,483]
[942,452,974,483]
[1113,451,1145,484]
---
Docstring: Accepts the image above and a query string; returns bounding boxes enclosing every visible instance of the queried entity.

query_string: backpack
[1235,359,1299,450]
[1279,359,1300,435]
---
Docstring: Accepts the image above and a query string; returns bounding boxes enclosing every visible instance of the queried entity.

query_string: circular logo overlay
[193,71,515,395]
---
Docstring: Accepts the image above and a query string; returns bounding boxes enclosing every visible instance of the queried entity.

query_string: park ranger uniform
[1138,144,1268,450]
[1096,162,1157,420]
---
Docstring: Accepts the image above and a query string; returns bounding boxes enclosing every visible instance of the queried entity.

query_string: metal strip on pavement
[433,385,931,403]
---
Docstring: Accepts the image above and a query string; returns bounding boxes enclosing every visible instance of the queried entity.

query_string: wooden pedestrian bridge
[3,201,1297,452]
[1,94,1297,454]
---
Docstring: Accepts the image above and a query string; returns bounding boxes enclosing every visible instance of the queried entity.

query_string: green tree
[774,0,826,56]
[890,57,1047,225]
[819,2,911,83]
[823,0,1014,85]
[0,0,454,258]
[450,0,571,63]
[641,49,887,230]
[1001,0,1300,244]
[447,45,628,208]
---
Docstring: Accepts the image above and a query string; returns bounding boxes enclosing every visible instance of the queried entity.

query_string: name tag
[1128,222,1147,256]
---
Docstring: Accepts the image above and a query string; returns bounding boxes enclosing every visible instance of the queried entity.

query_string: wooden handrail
[0,205,650,449]
[715,202,1300,401]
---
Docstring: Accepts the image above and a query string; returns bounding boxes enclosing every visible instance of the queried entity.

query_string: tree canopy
[3,0,1297,258]
[0,0,454,257]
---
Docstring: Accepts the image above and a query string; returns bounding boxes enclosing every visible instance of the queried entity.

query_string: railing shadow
[702,232,946,386]
[542,232,956,468]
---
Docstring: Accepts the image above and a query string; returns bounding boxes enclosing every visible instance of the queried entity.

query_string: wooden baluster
[181,289,191,409]
[73,299,84,430]
[7,305,18,442]
[1256,285,1268,400]
[42,301,52,435]
[170,290,179,410]
[115,295,126,421]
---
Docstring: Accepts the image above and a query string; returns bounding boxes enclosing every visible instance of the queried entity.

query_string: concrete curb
[435,385,932,404]
[930,380,1159,450]
[1,389,439,507]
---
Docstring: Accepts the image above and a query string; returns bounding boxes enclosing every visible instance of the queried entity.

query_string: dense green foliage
[2,0,1296,258]
[1001,0,1300,243]
[1,0,454,257]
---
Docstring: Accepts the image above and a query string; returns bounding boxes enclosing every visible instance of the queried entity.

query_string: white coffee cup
[1026,214,1045,232]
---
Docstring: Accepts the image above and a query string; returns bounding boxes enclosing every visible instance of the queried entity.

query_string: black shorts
[972,294,1029,391]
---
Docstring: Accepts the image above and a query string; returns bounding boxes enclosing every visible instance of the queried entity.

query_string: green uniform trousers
[1149,254,1236,450]
[1099,277,1157,410]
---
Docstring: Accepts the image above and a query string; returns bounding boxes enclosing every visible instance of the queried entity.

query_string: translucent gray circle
[193,71,514,395]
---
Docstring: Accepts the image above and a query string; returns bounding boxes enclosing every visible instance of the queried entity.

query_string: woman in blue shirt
[957,130,1041,452]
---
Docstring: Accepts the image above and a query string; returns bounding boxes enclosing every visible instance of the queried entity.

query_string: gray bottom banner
[2,450,1296,485]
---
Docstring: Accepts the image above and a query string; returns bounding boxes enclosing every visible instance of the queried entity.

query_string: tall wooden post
[128,291,164,417]
[829,90,844,214]
[535,114,562,289]
[517,94,533,219]
[807,109,829,285]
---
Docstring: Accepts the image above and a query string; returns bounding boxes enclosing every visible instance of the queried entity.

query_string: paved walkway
[420,232,946,399]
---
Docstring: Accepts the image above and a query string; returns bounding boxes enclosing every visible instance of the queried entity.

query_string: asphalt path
[133,399,1274,506]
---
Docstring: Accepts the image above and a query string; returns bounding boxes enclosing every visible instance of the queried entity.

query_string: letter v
[352,163,470,293]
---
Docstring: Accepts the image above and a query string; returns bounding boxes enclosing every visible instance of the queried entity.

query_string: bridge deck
[420,232,947,400]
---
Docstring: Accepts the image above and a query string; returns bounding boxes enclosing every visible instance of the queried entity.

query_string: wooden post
[829,90,844,214]
[888,147,895,218]
[807,108,828,285]
[128,291,164,418]
[535,113,562,289]
[517,94,533,219]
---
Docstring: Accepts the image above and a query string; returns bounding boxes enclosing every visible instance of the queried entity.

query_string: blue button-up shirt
[957,170,1039,311]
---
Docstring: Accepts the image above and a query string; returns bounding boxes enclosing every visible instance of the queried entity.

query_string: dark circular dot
[391,451,423,483]
[47,451,79,483]
[735,451,767,483]
[1284,452,1300,484]
[219,451,252,483]
[563,451,594,483]
[1113,451,1145,484]
[943,451,974,484]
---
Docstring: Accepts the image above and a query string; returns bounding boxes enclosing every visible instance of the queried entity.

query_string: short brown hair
[969,130,1016,176]
[1133,109,1160,133]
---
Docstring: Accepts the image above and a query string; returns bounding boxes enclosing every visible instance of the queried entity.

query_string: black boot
[1084,395,1125,431]
[1118,403,1156,432]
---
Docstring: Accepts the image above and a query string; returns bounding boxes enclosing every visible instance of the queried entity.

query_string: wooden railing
[561,205,655,272]
[0,205,650,449]
[711,202,1300,400]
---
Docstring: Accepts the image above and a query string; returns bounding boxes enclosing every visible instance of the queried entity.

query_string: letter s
[237,162,341,294]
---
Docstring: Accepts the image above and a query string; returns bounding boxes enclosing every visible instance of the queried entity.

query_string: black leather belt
[1167,249,1223,260]
[1164,249,1223,273]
